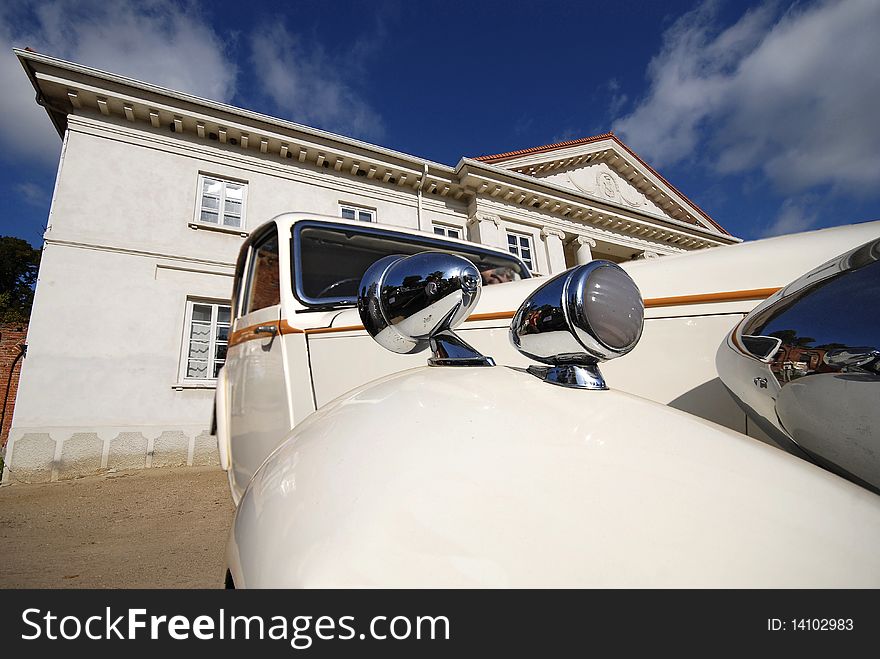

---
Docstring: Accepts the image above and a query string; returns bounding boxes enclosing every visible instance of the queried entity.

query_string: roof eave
[13,47,456,177]
[16,48,67,140]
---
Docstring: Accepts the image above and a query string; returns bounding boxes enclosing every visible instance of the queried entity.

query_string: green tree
[0,236,41,323]
[769,328,816,347]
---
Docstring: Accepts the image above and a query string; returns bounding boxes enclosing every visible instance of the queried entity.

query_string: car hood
[230,365,880,587]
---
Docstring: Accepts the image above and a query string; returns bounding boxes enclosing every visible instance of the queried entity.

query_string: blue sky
[1,0,879,248]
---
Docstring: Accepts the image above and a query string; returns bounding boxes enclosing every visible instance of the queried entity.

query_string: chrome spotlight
[358,251,495,366]
[510,261,644,389]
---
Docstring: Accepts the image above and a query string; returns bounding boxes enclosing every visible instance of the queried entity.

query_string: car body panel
[227,365,880,588]
[717,236,880,490]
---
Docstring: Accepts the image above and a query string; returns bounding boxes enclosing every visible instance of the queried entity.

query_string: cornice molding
[474,197,694,254]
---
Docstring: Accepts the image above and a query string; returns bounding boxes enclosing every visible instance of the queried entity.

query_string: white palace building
[4,48,738,482]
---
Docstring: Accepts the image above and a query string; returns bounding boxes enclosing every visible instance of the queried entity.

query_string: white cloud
[0,0,237,165]
[0,23,61,162]
[762,196,820,237]
[613,0,880,196]
[604,78,628,117]
[249,21,385,142]
[550,127,582,144]
[15,181,49,206]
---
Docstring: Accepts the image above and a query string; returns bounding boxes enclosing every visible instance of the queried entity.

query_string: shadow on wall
[667,378,746,433]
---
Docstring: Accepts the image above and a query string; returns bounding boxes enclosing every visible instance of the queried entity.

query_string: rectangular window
[433,224,462,240]
[181,300,231,381]
[197,175,247,229]
[340,203,376,223]
[507,232,534,270]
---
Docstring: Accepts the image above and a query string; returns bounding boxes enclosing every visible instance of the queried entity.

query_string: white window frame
[194,174,248,231]
[432,223,463,240]
[507,231,535,271]
[177,299,231,385]
[339,202,376,223]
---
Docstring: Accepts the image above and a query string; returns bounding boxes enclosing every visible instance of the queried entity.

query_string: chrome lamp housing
[357,251,494,366]
[510,261,644,390]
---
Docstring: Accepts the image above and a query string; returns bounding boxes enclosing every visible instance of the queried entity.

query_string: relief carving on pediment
[616,177,648,209]
[597,171,618,200]
[565,165,646,209]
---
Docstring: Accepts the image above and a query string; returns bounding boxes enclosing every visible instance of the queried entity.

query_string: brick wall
[0,322,28,447]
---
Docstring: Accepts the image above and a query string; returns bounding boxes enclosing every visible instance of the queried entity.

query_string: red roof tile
[473,133,616,163]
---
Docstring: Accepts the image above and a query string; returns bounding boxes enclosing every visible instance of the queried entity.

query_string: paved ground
[0,466,234,588]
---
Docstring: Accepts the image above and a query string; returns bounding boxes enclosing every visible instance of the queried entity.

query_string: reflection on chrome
[357,251,495,366]
[718,237,880,492]
[510,261,644,390]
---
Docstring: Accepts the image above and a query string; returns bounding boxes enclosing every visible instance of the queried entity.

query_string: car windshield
[293,222,530,306]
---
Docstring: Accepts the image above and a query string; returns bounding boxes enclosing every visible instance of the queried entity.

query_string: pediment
[474,136,726,235]
[538,161,667,216]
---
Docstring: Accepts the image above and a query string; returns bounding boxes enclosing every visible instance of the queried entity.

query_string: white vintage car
[219,213,880,587]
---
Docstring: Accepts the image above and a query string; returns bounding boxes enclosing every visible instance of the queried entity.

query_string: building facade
[3,49,738,483]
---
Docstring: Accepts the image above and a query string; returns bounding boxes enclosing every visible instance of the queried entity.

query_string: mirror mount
[429,330,496,367]
[527,363,607,390]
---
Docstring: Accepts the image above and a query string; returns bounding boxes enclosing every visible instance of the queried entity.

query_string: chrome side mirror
[717,236,880,492]
[510,261,644,389]
[358,251,495,366]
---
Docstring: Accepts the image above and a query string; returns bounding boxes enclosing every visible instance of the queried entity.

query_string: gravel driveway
[0,466,234,588]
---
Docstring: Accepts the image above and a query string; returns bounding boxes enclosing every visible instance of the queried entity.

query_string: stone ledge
[2,427,220,484]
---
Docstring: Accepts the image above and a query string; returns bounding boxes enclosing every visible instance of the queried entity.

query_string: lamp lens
[584,266,643,350]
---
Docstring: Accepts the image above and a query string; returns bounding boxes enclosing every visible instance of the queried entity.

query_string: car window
[292,222,529,306]
[244,231,281,313]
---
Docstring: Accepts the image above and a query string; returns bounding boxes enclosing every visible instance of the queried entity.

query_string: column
[541,227,567,275]
[573,236,597,265]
